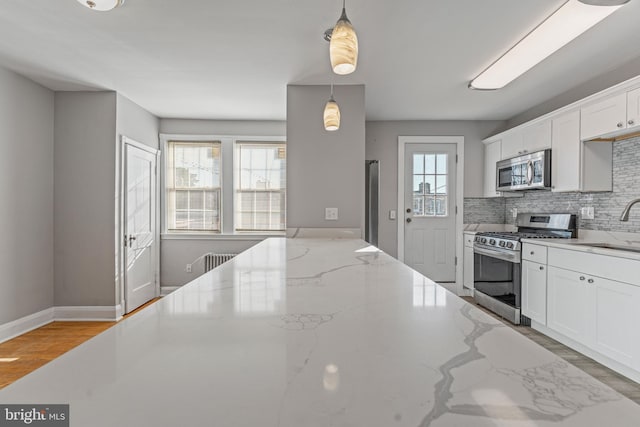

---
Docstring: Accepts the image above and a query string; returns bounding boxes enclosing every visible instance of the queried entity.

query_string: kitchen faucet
[620,198,640,221]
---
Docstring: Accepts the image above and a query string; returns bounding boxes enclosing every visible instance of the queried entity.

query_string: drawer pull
[588,278,594,284]
[580,276,586,281]
[539,266,544,271]
[530,251,535,255]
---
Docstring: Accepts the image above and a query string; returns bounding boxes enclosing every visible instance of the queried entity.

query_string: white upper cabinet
[626,87,640,131]
[483,140,501,198]
[500,120,551,160]
[552,110,612,193]
[580,92,627,140]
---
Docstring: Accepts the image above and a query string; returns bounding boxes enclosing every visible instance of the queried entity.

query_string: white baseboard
[0,308,55,344]
[160,286,180,296]
[54,305,123,321]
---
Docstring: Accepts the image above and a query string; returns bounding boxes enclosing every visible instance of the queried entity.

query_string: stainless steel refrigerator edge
[365,160,379,246]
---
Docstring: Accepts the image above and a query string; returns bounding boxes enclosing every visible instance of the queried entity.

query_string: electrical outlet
[581,206,595,220]
[325,207,338,221]
[186,264,192,273]
[512,208,518,218]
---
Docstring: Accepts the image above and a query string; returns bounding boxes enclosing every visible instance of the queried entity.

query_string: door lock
[406,208,412,213]
[406,218,412,223]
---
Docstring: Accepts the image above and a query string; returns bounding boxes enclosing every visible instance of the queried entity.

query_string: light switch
[389,210,397,220]
[325,207,338,221]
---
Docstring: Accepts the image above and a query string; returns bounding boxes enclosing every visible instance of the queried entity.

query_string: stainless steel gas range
[472,213,577,325]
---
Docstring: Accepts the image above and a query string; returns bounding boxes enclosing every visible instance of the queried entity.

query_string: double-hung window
[166,141,222,232]
[235,142,286,232]
[163,136,286,235]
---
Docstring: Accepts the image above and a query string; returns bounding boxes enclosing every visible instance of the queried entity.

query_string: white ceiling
[1,0,640,121]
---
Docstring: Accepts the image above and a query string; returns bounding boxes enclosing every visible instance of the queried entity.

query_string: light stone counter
[463,223,517,233]
[1,238,639,426]
[522,230,640,261]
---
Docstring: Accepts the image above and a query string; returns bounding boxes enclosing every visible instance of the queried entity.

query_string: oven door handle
[473,245,520,264]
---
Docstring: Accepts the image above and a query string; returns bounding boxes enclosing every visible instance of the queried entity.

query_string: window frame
[160,134,286,239]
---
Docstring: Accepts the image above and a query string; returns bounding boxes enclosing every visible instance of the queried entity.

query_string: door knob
[406,208,412,213]
[406,218,412,223]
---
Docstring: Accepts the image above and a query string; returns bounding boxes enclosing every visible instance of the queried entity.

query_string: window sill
[161,232,285,241]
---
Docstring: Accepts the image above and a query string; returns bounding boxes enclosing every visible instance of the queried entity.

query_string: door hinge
[455,256,458,266]
[455,154,458,163]
[455,206,458,215]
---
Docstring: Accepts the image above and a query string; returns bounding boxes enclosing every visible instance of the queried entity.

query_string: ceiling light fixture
[328,0,358,75]
[469,0,627,90]
[76,0,125,11]
[324,84,341,131]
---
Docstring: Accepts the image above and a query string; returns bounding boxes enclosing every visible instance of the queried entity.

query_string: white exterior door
[404,143,457,282]
[124,142,158,313]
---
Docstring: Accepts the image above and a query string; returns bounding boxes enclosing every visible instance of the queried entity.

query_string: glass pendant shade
[330,7,358,75]
[76,0,124,11]
[324,97,341,131]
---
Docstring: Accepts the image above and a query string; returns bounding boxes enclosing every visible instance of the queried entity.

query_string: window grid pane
[167,141,222,232]
[235,142,286,231]
[412,153,448,218]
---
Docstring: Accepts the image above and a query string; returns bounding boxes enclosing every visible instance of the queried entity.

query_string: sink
[572,242,640,253]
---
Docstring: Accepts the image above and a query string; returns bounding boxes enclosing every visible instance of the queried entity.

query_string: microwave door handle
[526,160,533,185]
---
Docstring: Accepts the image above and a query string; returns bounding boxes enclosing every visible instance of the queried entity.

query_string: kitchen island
[1,238,639,426]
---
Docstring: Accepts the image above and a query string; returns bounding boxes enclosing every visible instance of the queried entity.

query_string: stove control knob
[489,239,496,245]
[480,238,487,244]
[474,236,479,242]
[506,242,514,249]
[499,241,506,247]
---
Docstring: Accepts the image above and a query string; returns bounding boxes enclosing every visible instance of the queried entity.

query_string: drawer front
[522,243,547,264]
[548,247,640,286]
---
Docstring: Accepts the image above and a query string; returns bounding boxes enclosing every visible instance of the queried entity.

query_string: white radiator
[204,253,237,272]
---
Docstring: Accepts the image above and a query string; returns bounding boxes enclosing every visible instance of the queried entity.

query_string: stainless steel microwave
[496,149,551,191]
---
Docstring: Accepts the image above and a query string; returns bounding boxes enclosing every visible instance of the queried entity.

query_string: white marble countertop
[522,230,640,261]
[463,223,517,234]
[1,238,640,426]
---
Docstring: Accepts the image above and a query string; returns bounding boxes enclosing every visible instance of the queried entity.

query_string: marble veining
[1,238,639,426]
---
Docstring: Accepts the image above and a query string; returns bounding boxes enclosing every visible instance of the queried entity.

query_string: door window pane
[412,152,449,217]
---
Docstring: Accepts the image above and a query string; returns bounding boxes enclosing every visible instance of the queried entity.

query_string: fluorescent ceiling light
[469,0,625,90]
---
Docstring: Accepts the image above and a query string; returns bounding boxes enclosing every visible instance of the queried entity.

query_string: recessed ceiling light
[469,0,626,90]
[76,0,125,11]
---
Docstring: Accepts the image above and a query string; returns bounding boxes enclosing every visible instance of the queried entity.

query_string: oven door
[473,244,522,324]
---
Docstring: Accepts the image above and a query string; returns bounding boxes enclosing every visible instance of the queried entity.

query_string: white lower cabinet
[547,266,590,344]
[542,248,640,380]
[521,260,547,325]
[463,245,474,290]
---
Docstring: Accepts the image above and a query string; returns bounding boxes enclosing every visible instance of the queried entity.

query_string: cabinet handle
[617,122,624,128]
[629,119,635,126]
[579,276,586,281]
[588,278,594,284]
[530,251,535,255]
[539,266,544,271]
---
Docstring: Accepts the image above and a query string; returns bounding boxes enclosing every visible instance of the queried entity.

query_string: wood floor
[0,298,160,390]
[2,296,640,406]
[462,296,640,405]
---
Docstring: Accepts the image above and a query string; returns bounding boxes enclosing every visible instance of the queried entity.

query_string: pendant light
[324,84,341,131]
[76,0,124,11]
[329,0,358,75]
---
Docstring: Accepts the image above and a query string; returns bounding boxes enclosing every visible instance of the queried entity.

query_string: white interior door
[404,143,457,282]
[124,142,158,313]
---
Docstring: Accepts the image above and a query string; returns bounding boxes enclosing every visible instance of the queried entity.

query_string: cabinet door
[483,140,501,197]
[547,266,590,345]
[522,260,547,325]
[522,120,551,154]
[580,93,627,140]
[626,87,640,131]
[551,110,580,192]
[463,245,474,290]
[500,132,522,160]
[589,276,640,368]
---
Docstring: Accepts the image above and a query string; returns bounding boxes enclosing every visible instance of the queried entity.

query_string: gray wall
[54,92,118,306]
[287,85,366,230]
[504,136,640,232]
[158,119,285,288]
[365,120,505,256]
[0,67,54,324]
